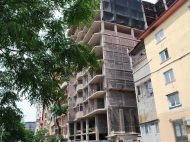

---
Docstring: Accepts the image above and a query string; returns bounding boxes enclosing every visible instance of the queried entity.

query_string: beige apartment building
[131,0,190,141]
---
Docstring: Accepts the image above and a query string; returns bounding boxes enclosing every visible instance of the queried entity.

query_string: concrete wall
[144,1,190,141]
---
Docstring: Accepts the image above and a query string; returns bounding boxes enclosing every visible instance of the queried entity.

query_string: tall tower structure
[67,0,144,141]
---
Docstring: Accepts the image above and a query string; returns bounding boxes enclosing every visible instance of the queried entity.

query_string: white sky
[17,100,36,122]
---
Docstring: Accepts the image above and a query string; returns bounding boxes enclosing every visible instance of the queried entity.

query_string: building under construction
[67,0,144,141]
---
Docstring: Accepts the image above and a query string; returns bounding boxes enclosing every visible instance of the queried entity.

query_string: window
[168,93,181,108]
[145,124,151,134]
[164,69,175,83]
[188,5,190,11]
[160,49,169,62]
[155,122,160,133]
[172,119,188,142]
[155,29,164,42]
[77,103,83,112]
[137,86,140,95]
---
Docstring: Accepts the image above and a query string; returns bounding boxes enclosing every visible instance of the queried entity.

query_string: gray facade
[130,41,161,142]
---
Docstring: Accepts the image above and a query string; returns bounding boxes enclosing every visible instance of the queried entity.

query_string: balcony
[86,102,105,115]
[133,53,147,67]
[76,84,83,92]
[76,97,83,104]
[82,21,101,44]
[76,72,84,80]
[75,111,83,119]
[88,32,101,46]
[88,71,104,85]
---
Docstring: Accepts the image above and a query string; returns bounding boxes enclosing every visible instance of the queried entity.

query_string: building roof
[137,0,187,40]
[129,40,144,55]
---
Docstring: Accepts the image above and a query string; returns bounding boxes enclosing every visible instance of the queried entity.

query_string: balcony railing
[133,54,147,67]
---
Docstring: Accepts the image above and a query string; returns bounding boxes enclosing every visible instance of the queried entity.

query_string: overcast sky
[17,100,36,122]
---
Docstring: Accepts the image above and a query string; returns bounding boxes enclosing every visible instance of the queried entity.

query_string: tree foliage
[33,129,48,142]
[0,0,100,133]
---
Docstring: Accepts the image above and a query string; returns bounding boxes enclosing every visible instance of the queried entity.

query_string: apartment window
[155,122,160,133]
[77,103,83,112]
[51,126,55,134]
[188,5,190,11]
[141,123,151,135]
[155,29,164,42]
[168,93,181,108]
[164,69,175,83]
[137,86,140,95]
[160,49,169,62]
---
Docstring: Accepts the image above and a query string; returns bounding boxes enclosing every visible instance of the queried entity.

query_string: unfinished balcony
[76,92,83,105]
[87,83,105,101]
[88,70,104,85]
[84,99,106,117]
[83,21,101,44]
[76,80,83,93]
[76,71,84,80]
[75,104,83,120]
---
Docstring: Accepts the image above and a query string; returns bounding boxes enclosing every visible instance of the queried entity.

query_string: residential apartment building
[37,82,68,139]
[25,121,36,131]
[130,0,190,141]
[67,0,145,141]
[35,103,43,133]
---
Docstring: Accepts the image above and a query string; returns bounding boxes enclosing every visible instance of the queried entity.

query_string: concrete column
[141,2,148,29]
[94,98,98,110]
[162,0,168,10]
[114,24,117,35]
[74,122,77,141]
[86,118,89,141]
[95,115,99,140]
[119,109,125,133]
[130,109,135,133]
[67,123,71,142]
[131,28,135,38]
[81,120,84,140]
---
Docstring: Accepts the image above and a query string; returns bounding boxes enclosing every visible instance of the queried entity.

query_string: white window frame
[164,69,175,84]
[160,48,169,62]
[168,93,181,109]
[155,29,164,42]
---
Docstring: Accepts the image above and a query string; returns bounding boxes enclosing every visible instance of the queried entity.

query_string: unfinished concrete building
[67,0,144,141]
[142,0,177,27]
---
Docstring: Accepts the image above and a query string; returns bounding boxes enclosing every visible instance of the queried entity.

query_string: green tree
[0,0,100,136]
[47,135,57,142]
[23,129,34,142]
[33,129,48,142]
[51,103,68,139]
